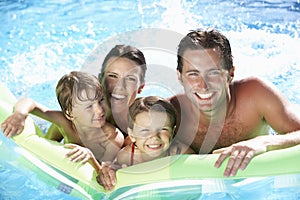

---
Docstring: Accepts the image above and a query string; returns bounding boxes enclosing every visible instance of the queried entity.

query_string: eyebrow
[105,71,118,74]
[185,69,200,73]
[186,68,222,73]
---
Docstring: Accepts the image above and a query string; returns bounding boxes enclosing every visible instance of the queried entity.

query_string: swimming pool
[1,0,300,199]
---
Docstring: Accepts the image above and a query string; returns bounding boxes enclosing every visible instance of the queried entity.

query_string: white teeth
[147,144,161,149]
[111,93,125,99]
[196,92,213,99]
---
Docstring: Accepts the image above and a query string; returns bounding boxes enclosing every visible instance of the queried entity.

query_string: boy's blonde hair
[56,71,103,118]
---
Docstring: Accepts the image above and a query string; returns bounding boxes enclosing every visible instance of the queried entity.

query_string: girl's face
[129,111,174,158]
[102,57,144,113]
[71,89,106,128]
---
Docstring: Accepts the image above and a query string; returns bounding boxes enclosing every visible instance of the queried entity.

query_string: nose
[116,77,126,88]
[94,103,105,115]
[147,132,161,140]
[197,74,208,89]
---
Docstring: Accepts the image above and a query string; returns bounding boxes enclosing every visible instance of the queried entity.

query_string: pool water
[1,0,300,199]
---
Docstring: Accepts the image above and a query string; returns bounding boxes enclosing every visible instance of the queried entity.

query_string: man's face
[178,48,231,115]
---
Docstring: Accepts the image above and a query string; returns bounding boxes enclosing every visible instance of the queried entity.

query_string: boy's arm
[45,124,64,142]
[1,97,37,137]
[1,97,67,137]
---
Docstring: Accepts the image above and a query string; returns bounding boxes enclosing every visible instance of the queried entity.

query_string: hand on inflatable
[213,138,267,177]
[64,143,95,164]
[1,112,26,137]
[97,161,117,191]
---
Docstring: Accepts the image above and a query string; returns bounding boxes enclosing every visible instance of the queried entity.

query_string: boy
[1,71,124,166]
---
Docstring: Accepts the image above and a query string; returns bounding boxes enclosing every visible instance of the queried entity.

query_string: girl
[97,96,194,190]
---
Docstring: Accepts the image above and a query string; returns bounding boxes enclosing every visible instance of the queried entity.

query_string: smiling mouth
[111,93,126,100]
[93,115,105,122]
[146,144,162,150]
[195,92,213,100]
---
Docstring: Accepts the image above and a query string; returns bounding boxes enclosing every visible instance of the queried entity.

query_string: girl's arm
[169,140,195,155]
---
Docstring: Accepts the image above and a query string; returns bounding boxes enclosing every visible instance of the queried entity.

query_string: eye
[140,128,149,133]
[186,71,200,79]
[99,97,104,104]
[85,104,92,109]
[125,75,137,82]
[160,127,172,133]
[107,73,119,79]
[135,129,150,138]
[206,69,222,77]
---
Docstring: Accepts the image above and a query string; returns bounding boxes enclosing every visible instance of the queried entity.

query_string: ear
[137,83,145,94]
[228,66,235,82]
[65,110,74,121]
[177,70,183,85]
[171,125,176,139]
[127,128,136,142]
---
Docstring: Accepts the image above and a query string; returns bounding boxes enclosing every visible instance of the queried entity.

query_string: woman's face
[102,57,144,113]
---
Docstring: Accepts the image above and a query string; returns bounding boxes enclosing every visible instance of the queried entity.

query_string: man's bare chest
[177,116,265,153]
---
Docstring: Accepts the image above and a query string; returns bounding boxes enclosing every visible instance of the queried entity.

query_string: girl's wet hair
[128,96,177,130]
[56,71,103,118]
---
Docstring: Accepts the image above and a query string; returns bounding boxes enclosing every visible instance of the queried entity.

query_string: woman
[46,45,147,146]
[98,45,147,143]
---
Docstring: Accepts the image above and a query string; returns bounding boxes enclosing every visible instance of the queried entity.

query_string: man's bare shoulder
[233,76,288,117]
[234,76,273,88]
[233,76,277,97]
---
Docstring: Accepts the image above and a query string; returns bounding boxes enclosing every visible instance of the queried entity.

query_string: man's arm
[214,77,300,176]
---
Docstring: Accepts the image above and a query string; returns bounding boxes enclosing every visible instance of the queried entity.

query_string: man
[169,28,300,176]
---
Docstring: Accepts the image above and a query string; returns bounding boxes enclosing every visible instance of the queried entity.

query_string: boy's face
[128,111,173,157]
[102,57,144,113]
[71,89,106,128]
[177,48,231,115]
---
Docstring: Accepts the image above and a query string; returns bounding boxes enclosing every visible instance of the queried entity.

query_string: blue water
[1,0,300,199]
